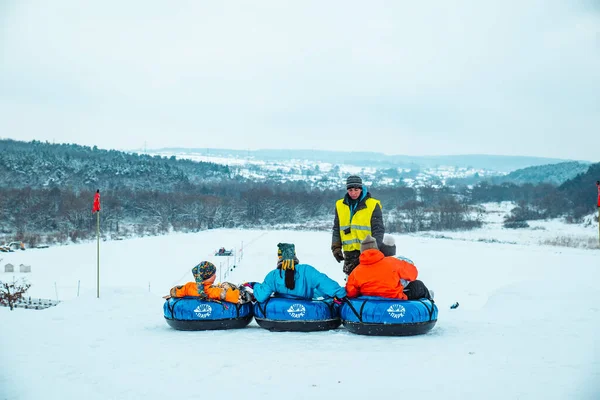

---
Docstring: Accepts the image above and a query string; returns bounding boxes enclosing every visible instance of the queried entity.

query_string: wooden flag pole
[96,209,100,298]
[93,189,101,299]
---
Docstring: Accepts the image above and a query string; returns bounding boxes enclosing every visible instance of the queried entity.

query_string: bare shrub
[0,277,32,310]
[69,229,87,243]
[46,232,68,245]
[540,236,600,250]
[22,233,41,248]
[529,226,546,231]
[504,220,530,229]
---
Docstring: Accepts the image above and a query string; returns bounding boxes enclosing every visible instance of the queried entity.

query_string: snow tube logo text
[194,304,212,318]
[387,304,406,319]
[287,304,306,318]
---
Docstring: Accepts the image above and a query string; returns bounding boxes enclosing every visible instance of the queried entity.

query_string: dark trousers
[403,280,432,300]
[343,250,360,275]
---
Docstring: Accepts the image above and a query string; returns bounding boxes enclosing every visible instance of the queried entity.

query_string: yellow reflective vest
[335,197,382,252]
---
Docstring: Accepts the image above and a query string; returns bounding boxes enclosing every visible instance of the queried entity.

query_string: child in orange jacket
[346,235,432,300]
[167,261,253,304]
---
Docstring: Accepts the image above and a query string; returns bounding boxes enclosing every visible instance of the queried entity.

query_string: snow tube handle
[256,297,273,318]
[416,299,436,321]
[167,298,183,319]
[345,299,363,323]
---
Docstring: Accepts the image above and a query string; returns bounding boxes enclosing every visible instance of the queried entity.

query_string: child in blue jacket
[248,243,346,303]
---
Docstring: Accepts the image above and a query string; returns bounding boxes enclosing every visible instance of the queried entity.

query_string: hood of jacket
[343,187,370,206]
[358,248,385,265]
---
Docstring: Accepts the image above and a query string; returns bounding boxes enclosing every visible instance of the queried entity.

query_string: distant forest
[0,139,598,247]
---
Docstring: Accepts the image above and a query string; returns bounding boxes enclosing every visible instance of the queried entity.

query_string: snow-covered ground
[1,226,599,400]
[415,202,600,249]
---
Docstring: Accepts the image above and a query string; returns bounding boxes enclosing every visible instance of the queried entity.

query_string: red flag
[93,190,101,213]
[597,182,600,207]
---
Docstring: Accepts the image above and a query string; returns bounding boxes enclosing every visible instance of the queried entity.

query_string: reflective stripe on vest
[336,197,381,252]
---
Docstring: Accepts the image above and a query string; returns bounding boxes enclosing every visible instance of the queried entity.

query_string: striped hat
[277,243,298,290]
[346,175,363,189]
[277,243,297,271]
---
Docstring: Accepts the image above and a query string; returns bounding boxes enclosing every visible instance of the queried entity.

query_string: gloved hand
[332,248,344,263]
[240,282,257,290]
[333,296,348,305]
[240,286,253,296]
[343,258,359,275]
[239,288,255,304]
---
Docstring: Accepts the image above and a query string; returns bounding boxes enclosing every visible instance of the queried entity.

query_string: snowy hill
[143,147,581,172]
[0,139,589,191]
[1,228,599,400]
[0,139,232,190]
[489,161,590,185]
[1,139,597,252]
[143,147,587,188]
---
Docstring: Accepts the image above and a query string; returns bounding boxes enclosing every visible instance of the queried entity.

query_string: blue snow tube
[164,297,253,331]
[341,296,437,336]
[253,296,341,332]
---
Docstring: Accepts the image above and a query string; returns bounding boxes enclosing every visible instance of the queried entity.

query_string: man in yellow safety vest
[331,175,385,275]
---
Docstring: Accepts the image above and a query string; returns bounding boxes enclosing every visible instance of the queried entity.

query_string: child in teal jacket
[251,243,346,303]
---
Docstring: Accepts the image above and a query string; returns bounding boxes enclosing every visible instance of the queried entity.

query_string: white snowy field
[1,228,599,400]
[416,202,600,249]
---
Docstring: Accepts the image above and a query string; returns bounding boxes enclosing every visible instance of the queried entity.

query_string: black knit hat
[346,175,363,190]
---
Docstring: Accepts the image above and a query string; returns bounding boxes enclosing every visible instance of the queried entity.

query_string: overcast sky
[1,1,598,160]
